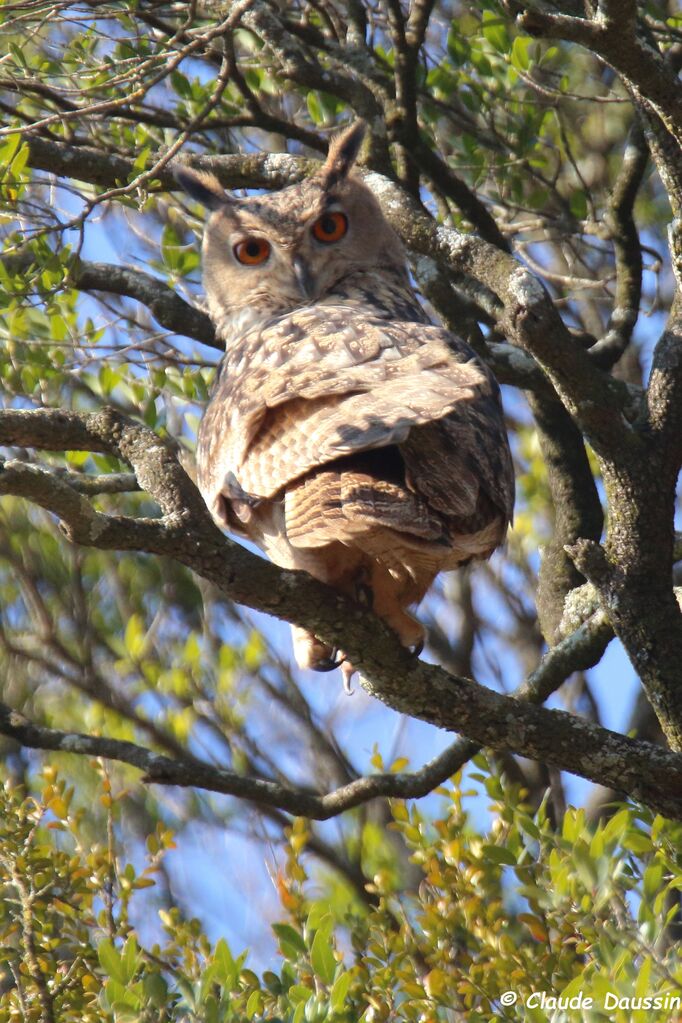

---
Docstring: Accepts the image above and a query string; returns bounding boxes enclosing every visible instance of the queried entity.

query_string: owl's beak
[292,255,316,301]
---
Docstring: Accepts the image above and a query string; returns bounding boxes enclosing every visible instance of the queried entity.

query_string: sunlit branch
[2,408,682,816]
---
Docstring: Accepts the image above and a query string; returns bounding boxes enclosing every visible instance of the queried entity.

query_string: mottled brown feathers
[177,122,514,679]
[318,120,367,190]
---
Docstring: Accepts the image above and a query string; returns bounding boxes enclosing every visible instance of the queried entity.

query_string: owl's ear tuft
[319,121,367,189]
[173,165,230,210]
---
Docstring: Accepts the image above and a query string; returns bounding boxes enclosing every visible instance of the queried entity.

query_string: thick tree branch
[647,270,682,462]
[589,118,647,369]
[410,253,550,391]
[519,6,682,149]
[568,530,682,751]
[3,611,677,818]
[362,170,639,454]
[2,407,682,816]
[73,262,218,348]
[636,101,682,221]
[412,142,511,251]
[2,252,218,350]
[561,228,682,749]
[0,608,620,820]
[527,392,604,644]
[240,5,392,171]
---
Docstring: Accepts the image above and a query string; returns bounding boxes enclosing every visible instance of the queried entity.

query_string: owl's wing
[401,393,515,526]
[197,304,502,521]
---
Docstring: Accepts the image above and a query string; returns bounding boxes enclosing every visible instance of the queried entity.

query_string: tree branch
[567,530,682,751]
[73,262,217,348]
[519,6,682,149]
[2,252,218,350]
[589,118,647,369]
[2,407,682,816]
[3,607,675,819]
[526,392,604,644]
[0,608,619,821]
[362,169,640,454]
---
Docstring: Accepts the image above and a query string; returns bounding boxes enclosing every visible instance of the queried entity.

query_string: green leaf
[246,988,264,1018]
[330,972,351,1012]
[481,11,509,53]
[273,923,306,955]
[511,36,531,71]
[131,146,150,176]
[171,70,192,98]
[569,189,587,220]
[120,936,139,984]
[98,938,125,983]
[124,614,146,658]
[0,133,22,169]
[143,972,168,1007]
[306,91,323,125]
[602,808,631,846]
[310,920,336,986]
[288,984,314,1005]
[305,903,330,932]
[9,42,28,68]
[10,142,29,177]
[213,937,237,985]
[482,844,517,866]
[112,1005,141,1021]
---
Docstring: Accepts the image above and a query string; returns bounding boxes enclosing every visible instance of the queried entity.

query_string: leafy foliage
[1,764,681,1021]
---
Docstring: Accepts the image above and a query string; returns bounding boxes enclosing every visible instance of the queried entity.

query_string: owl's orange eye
[312,211,348,243]
[233,237,271,265]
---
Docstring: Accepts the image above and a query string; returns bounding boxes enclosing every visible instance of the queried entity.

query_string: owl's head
[175,122,407,338]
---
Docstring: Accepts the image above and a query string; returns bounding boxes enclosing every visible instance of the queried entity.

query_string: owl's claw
[409,638,424,659]
[340,657,356,694]
[354,582,373,609]
[312,648,346,672]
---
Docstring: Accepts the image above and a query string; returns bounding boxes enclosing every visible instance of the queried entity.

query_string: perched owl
[175,122,514,685]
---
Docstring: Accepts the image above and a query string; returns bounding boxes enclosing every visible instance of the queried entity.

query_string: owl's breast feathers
[197,303,514,567]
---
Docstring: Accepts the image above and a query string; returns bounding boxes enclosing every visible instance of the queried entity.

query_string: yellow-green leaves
[1,766,682,1022]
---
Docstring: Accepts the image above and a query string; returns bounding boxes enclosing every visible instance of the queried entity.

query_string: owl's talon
[312,648,346,672]
[340,658,356,694]
[409,638,424,659]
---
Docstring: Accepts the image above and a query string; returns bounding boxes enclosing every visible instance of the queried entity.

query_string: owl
[175,122,514,686]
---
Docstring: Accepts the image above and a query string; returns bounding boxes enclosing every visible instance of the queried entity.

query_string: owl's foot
[291,624,329,670]
[290,625,357,691]
[314,649,346,672]
[290,625,345,673]
[382,610,425,655]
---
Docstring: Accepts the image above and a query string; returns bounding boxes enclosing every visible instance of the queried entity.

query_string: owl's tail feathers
[283,462,447,550]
